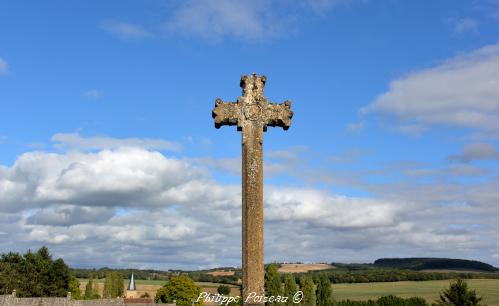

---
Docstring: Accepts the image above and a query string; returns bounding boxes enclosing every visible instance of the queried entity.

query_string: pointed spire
[127,272,136,291]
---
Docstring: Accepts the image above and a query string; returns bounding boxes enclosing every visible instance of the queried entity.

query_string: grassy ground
[332,279,499,306]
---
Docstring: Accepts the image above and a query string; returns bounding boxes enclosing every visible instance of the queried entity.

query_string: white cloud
[52,133,181,151]
[100,20,153,41]
[0,58,9,74]
[266,188,399,228]
[362,43,499,131]
[83,90,102,99]
[0,148,200,211]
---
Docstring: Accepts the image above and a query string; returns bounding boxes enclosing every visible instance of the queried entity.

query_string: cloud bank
[1,134,498,269]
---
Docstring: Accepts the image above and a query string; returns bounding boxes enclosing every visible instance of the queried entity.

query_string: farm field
[278,263,336,273]
[332,279,499,306]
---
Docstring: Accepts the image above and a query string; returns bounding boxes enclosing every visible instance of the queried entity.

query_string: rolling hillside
[373,258,499,272]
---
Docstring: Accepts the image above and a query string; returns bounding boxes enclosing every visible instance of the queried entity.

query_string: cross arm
[265,100,293,130]
[212,98,239,129]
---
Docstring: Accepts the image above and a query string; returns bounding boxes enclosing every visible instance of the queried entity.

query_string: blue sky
[1,0,499,270]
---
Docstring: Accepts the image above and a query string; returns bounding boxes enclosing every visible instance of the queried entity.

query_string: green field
[333,279,499,306]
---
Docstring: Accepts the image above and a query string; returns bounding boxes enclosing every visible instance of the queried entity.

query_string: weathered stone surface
[0,295,167,306]
[212,73,292,306]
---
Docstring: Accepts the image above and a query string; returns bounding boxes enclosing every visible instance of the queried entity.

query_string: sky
[1,0,499,270]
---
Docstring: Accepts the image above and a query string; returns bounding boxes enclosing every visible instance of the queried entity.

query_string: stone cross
[212,73,293,305]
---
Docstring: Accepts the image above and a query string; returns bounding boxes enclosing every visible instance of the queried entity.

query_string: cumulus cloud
[100,20,153,40]
[0,148,200,212]
[362,43,499,131]
[0,58,8,74]
[52,133,181,151]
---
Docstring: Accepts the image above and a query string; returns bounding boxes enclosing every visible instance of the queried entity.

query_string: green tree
[284,274,298,306]
[265,264,282,305]
[437,279,484,306]
[0,247,70,297]
[315,274,333,306]
[113,272,124,297]
[84,278,94,299]
[103,271,124,298]
[155,275,203,306]
[300,275,315,306]
[69,277,82,300]
[47,258,71,297]
[218,284,231,295]
[0,259,20,294]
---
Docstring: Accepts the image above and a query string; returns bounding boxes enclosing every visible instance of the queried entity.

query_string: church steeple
[127,272,136,291]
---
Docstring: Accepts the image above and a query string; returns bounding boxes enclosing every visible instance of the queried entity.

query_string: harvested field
[278,263,336,273]
[207,271,236,276]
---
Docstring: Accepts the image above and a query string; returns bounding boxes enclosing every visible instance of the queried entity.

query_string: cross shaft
[212,74,293,306]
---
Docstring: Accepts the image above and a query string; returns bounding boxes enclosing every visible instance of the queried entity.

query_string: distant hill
[373,258,499,272]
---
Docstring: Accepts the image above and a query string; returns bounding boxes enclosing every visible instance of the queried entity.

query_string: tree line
[72,267,170,281]
[289,269,499,285]
[0,247,128,300]
[0,247,72,297]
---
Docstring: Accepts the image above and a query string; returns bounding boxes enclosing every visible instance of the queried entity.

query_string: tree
[437,279,484,306]
[218,284,231,295]
[0,260,19,294]
[315,274,333,306]
[47,258,71,297]
[155,275,203,306]
[103,272,124,298]
[84,278,94,300]
[300,275,315,306]
[114,272,124,297]
[265,264,282,305]
[69,277,82,300]
[0,247,71,297]
[284,274,298,306]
